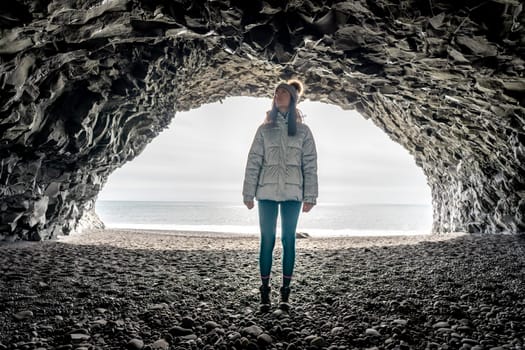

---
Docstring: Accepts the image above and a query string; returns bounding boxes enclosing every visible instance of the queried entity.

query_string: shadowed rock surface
[0,0,524,240]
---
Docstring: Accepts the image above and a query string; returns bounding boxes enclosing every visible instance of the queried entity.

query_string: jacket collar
[276,111,288,125]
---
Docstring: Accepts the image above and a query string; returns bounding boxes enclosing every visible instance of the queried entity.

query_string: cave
[0,0,524,241]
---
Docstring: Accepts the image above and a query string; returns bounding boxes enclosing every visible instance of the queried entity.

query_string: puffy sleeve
[302,125,318,204]
[242,125,264,201]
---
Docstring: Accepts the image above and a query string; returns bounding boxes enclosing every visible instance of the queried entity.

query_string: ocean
[95,201,433,237]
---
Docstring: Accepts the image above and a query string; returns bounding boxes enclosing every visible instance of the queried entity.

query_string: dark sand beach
[1,229,524,349]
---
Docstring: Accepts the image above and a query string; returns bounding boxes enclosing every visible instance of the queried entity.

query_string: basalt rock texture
[0,0,524,240]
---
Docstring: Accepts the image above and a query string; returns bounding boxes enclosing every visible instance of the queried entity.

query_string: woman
[242,79,318,311]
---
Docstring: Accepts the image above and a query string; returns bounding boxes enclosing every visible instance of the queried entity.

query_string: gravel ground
[0,229,524,350]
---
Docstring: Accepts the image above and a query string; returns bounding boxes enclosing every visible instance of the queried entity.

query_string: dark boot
[279,286,291,311]
[259,285,271,312]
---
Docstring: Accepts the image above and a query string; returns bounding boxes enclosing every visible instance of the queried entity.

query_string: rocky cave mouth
[0,0,524,241]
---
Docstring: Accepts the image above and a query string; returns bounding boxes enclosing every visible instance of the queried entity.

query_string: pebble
[257,333,273,346]
[310,336,326,348]
[228,331,241,340]
[272,309,285,317]
[150,339,169,350]
[91,319,107,326]
[13,310,33,320]
[457,326,473,332]
[149,303,169,310]
[436,327,453,333]
[126,339,144,350]
[392,319,408,326]
[169,325,193,336]
[181,334,197,340]
[286,343,297,350]
[181,316,195,328]
[433,321,450,328]
[240,337,250,347]
[365,328,380,336]
[331,326,344,335]
[70,333,90,342]
[242,325,264,337]
[204,320,219,331]
[1,233,524,350]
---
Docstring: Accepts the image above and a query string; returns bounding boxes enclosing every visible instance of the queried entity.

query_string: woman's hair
[266,79,304,136]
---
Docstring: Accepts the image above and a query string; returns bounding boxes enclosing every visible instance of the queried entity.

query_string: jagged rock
[0,0,524,240]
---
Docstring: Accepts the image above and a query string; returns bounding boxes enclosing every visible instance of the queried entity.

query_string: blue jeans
[258,200,302,286]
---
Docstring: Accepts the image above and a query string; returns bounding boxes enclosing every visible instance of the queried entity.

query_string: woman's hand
[244,201,254,210]
[302,202,315,213]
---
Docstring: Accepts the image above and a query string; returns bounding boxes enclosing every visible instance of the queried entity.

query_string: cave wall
[0,0,524,240]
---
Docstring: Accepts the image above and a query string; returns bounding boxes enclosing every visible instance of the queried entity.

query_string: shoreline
[53,228,465,251]
[1,229,524,349]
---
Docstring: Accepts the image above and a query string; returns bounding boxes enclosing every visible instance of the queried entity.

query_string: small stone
[14,310,33,320]
[181,334,197,341]
[457,326,473,333]
[310,336,326,348]
[169,325,193,336]
[365,328,380,337]
[462,339,478,345]
[69,328,89,334]
[392,319,408,326]
[91,319,107,326]
[70,333,90,342]
[433,321,450,329]
[242,325,264,337]
[228,332,241,341]
[127,339,144,350]
[436,327,453,333]
[331,326,344,335]
[257,333,273,346]
[240,337,250,347]
[150,339,169,350]
[181,316,195,328]
[204,321,219,331]
[149,303,169,310]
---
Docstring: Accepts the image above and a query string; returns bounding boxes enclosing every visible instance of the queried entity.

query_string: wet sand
[1,229,524,349]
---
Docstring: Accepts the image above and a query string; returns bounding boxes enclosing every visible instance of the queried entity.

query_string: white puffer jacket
[242,113,318,204]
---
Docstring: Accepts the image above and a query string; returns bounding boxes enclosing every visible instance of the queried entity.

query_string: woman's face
[274,87,291,110]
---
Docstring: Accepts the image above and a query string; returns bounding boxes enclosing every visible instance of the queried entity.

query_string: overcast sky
[97,97,432,205]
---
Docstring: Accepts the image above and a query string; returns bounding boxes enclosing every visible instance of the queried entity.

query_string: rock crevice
[1,0,524,240]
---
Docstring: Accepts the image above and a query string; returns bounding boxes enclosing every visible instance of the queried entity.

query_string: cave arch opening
[95,96,432,236]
